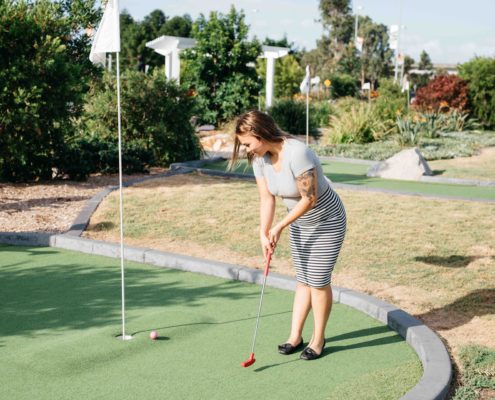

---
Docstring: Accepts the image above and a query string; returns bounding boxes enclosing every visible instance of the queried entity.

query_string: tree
[256,55,304,99]
[183,6,261,124]
[358,16,393,88]
[410,50,434,89]
[418,50,433,70]
[0,0,100,181]
[403,55,414,75]
[459,57,495,128]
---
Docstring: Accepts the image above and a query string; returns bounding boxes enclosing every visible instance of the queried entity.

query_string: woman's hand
[260,233,273,259]
[268,224,283,249]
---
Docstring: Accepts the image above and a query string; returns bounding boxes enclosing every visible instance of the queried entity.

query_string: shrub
[372,78,409,137]
[54,136,155,180]
[81,70,201,172]
[0,0,97,182]
[312,101,335,127]
[329,73,359,98]
[413,75,469,113]
[324,102,384,144]
[436,109,481,132]
[269,99,319,137]
[459,57,495,128]
[396,117,422,146]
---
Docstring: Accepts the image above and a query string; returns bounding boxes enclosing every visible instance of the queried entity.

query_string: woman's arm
[256,176,276,257]
[268,168,318,245]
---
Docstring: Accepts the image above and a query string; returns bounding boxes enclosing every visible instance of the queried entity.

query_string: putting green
[0,245,422,399]
[209,160,495,200]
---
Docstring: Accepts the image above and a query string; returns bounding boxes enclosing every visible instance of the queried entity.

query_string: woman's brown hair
[228,110,290,170]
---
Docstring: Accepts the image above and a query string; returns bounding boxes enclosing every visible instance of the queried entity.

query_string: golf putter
[241,252,272,368]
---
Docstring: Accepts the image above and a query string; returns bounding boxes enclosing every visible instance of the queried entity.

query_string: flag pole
[116,51,130,341]
[305,89,309,146]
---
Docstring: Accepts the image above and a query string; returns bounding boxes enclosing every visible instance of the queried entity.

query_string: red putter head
[241,352,256,367]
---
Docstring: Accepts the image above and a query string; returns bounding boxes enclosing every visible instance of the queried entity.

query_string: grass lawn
[206,159,495,200]
[0,245,422,400]
[83,172,495,397]
[428,147,495,182]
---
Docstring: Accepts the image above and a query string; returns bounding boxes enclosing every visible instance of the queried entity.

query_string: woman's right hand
[260,233,274,260]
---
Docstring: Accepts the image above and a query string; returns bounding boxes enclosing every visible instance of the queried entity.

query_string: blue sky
[120,0,495,65]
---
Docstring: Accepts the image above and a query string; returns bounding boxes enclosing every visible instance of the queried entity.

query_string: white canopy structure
[259,46,289,108]
[146,35,196,83]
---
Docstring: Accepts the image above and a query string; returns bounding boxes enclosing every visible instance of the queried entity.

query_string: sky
[120,0,495,65]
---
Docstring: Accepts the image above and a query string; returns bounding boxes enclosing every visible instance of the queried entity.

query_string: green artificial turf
[210,160,495,200]
[0,245,422,400]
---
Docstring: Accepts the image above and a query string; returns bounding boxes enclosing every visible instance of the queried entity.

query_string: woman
[230,110,346,360]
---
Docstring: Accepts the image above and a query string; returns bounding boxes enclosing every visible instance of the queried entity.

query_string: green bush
[312,101,335,127]
[329,73,359,98]
[396,117,422,146]
[459,57,495,128]
[81,69,201,172]
[372,78,408,137]
[55,136,155,180]
[269,99,319,137]
[324,101,385,144]
[0,0,97,182]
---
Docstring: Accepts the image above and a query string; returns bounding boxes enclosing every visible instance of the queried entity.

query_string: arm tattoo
[296,168,317,204]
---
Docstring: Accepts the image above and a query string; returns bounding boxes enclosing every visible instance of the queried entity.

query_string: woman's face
[237,134,267,157]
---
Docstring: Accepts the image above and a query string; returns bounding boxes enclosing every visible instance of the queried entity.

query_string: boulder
[367,148,432,181]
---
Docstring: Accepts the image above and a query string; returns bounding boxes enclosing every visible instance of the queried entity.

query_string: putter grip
[264,253,271,276]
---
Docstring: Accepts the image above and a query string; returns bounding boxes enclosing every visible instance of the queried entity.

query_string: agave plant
[396,116,422,146]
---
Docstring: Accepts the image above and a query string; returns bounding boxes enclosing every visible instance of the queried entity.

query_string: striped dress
[253,138,346,288]
[289,184,346,287]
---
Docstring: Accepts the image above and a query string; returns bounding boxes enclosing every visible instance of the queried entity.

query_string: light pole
[354,5,363,46]
[394,0,404,82]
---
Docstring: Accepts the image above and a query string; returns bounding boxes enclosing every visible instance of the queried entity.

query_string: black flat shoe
[300,343,325,360]
[278,338,304,355]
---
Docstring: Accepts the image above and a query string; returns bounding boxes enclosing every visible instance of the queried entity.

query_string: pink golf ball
[150,330,158,340]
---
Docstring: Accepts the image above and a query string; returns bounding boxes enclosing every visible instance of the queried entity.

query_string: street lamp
[354,5,363,45]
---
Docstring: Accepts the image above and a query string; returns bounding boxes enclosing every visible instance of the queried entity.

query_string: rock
[367,148,432,181]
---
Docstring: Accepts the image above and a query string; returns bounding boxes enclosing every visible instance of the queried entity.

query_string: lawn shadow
[253,358,300,372]
[131,310,292,336]
[414,254,493,268]
[431,169,447,176]
[0,248,275,336]
[417,288,495,330]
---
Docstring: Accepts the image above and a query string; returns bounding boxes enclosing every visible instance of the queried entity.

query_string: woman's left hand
[268,224,283,248]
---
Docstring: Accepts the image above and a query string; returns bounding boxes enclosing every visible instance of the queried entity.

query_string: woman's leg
[286,282,312,345]
[308,284,333,353]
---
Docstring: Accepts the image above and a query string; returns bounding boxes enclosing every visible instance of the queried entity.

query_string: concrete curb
[0,232,452,400]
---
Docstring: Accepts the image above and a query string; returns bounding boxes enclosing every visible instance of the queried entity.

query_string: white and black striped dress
[253,138,346,288]
[289,184,346,287]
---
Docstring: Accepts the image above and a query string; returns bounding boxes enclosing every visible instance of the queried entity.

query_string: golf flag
[89,0,121,64]
[300,65,310,94]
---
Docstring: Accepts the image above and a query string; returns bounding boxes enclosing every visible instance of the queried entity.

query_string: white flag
[89,0,121,64]
[300,65,310,94]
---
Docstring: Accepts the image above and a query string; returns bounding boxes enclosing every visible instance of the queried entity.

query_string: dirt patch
[0,168,167,233]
